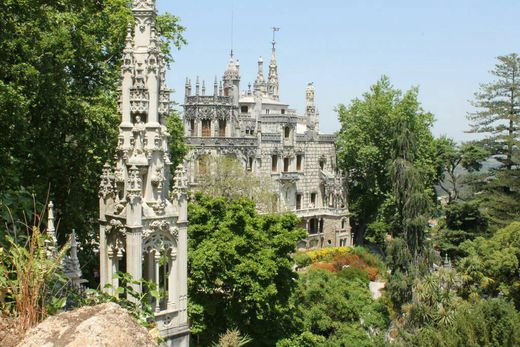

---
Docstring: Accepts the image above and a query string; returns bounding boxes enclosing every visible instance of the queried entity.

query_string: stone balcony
[185,136,258,147]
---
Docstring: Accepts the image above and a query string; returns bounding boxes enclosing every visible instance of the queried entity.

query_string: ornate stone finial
[62,229,87,288]
[214,76,218,96]
[99,163,115,199]
[46,201,57,246]
[173,164,188,195]
[201,80,206,96]
[195,76,200,95]
[127,165,143,203]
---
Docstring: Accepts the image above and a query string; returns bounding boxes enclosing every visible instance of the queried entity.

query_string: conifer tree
[467,53,520,170]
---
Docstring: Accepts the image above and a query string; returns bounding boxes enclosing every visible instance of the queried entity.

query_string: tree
[434,137,489,204]
[0,1,186,250]
[467,53,520,170]
[458,222,520,308]
[166,109,188,171]
[336,76,437,244]
[434,201,489,260]
[278,269,388,347]
[187,194,306,346]
[193,156,278,213]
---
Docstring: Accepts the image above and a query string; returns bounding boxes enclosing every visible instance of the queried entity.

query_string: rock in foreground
[18,302,158,347]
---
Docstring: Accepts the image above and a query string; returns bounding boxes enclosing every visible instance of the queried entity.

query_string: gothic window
[309,218,318,235]
[198,156,209,176]
[310,193,317,206]
[248,157,253,171]
[284,126,290,139]
[319,158,325,170]
[296,193,302,210]
[283,157,290,172]
[319,219,324,234]
[189,119,195,136]
[202,120,211,137]
[271,155,278,172]
[218,119,226,137]
[266,109,270,114]
[241,105,248,113]
[281,109,286,114]
[296,155,303,171]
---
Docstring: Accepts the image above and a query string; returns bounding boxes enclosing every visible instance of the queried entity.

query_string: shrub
[310,262,336,272]
[306,247,351,263]
[293,252,311,268]
[338,266,370,284]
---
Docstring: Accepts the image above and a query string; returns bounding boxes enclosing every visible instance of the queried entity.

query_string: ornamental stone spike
[45,201,58,256]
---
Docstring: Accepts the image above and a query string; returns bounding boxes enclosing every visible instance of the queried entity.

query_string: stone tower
[98,0,189,345]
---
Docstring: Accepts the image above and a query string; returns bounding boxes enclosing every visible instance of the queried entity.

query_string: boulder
[18,302,158,347]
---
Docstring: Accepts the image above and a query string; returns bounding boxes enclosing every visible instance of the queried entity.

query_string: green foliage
[398,298,520,347]
[0,227,69,329]
[336,76,437,244]
[281,269,388,346]
[0,0,186,270]
[213,329,252,347]
[293,252,312,268]
[187,193,306,346]
[473,168,520,230]
[467,53,520,170]
[166,109,189,171]
[434,201,489,260]
[434,137,489,203]
[458,222,520,308]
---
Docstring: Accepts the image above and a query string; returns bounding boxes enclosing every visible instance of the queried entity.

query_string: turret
[223,55,240,105]
[267,36,279,100]
[254,56,266,94]
[305,82,319,133]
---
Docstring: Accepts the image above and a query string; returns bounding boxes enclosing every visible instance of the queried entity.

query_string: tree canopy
[187,193,306,346]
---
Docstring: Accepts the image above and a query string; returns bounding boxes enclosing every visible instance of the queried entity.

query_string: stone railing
[261,133,281,143]
[185,136,258,147]
[294,207,349,218]
[184,95,233,105]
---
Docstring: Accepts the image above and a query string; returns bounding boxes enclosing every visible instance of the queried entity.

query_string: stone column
[99,225,108,290]
[177,224,188,322]
[167,249,178,310]
[154,250,161,313]
[125,228,143,302]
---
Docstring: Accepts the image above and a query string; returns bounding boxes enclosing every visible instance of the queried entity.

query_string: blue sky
[158,0,520,141]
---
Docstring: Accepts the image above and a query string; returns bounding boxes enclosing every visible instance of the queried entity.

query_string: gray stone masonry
[183,33,352,249]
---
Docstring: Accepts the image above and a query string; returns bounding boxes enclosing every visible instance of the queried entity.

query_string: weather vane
[272,27,280,47]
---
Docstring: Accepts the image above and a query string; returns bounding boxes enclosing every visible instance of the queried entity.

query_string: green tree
[336,76,437,244]
[187,194,306,346]
[434,137,489,203]
[434,201,489,260]
[0,1,186,251]
[278,269,388,347]
[166,109,188,171]
[458,222,520,308]
[467,53,520,170]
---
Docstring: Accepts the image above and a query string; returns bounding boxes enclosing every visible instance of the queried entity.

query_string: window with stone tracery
[218,119,226,137]
[202,120,211,137]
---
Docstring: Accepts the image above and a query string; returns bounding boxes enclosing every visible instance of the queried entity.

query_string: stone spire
[223,54,240,104]
[267,28,280,100]
[45,201,58,256]
[305,82,319,133]
[98,0,189,344]
[62,230,87,288]
[254,56,266,94]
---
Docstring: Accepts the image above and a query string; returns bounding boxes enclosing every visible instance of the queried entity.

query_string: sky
[157,0,520,142]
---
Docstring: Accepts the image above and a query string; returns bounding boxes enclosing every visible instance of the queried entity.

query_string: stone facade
[98,1,189,345]
[183,37,352,249]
